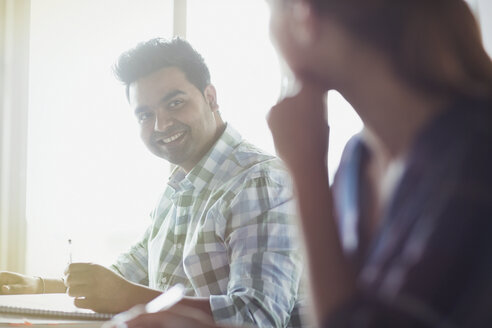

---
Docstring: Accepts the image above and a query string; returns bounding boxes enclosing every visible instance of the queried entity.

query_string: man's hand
[0,271,41,294]
[267,81,329,172]
[64,263,150,314]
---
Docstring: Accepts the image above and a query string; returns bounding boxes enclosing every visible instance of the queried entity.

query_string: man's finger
[67,284,91,298]
[65,270,95,287]
[73,297,93,310]
[1,284,31,294]
[0,285,11,294]
[65,262,94,275]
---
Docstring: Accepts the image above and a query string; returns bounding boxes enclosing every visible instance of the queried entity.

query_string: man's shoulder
[230,139,277,167]
[210,139,291,192]
[227,139,288,175]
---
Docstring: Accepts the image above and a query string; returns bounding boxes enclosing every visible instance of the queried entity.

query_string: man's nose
[154,109,173,132]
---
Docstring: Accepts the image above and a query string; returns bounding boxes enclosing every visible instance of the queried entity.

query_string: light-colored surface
[26,0,174,277]
[0,293,109,317]
[0,294,108,327]
[0,313,105,327]
[0,293,91,313]
[0,0,30,273]
[173,0,187,38]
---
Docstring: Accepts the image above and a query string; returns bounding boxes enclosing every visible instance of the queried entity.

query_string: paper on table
[0,313,104,327]
[0,293,112,320]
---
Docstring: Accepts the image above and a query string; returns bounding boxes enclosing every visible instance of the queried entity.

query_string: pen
[102,284,185,328]
[68,239,72,264]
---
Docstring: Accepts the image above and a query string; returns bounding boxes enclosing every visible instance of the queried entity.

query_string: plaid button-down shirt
[111,124,304,327]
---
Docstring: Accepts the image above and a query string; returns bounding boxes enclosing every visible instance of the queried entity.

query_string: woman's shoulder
[455,97,492,170]
[411,97,492,166]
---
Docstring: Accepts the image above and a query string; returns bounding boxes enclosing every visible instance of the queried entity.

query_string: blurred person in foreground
[116,0,492,327]
[0,38,305,328]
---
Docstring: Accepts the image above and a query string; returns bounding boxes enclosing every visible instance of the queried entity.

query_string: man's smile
[161,131,185,144]
[155,131,187,146]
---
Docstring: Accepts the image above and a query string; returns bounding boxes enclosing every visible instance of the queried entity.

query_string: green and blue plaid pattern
[111,125,304,327]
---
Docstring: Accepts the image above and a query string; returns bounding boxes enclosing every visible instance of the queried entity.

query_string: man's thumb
[1,284,30,294]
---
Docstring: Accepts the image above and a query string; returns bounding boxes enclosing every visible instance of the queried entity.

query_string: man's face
[129,67,220,172]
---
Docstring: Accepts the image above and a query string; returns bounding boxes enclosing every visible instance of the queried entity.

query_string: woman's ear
[204,85,219,111]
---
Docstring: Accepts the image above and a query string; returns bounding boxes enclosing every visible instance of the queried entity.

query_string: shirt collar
[167,124,242,193]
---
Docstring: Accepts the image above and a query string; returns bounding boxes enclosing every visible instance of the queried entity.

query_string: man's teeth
[162,132,184,144]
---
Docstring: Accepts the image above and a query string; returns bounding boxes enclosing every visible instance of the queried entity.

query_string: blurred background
[0,0,490,277]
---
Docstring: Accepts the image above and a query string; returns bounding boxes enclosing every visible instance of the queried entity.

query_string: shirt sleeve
[209,172,303,327]
[110,226,151,286]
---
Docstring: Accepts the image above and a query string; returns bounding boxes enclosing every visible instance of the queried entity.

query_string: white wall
[478,0,492,56]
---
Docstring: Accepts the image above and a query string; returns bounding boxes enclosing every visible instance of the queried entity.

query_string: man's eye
[169,99,184,109]
[137,112,154,123]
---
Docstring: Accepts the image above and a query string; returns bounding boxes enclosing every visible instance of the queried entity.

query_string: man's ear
[204,85,219,111]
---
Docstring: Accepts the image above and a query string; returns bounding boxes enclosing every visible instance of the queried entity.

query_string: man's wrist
[60,277,68,292]
[35,276,45,293]
[41,277,69,293]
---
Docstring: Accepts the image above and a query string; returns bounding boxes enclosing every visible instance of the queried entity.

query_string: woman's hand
[267,81,329,173]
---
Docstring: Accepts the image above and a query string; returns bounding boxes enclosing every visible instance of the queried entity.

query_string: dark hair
[113,37,211,100]
[309,0,492,101]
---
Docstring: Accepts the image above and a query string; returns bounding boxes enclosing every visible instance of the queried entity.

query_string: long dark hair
[312,0,492,101]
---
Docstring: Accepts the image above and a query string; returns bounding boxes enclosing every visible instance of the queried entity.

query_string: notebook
[0,294,113,321]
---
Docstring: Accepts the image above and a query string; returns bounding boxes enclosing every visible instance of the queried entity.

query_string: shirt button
[176,243,182,249]
[161,277,167,284]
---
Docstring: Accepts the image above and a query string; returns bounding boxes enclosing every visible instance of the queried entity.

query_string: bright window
[26,0,174,276]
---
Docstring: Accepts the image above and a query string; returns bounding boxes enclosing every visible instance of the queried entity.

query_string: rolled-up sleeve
[110,226,151,286]
[210,174,303,327]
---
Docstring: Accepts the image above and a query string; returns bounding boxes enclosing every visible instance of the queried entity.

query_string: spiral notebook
[0,294,113,321]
